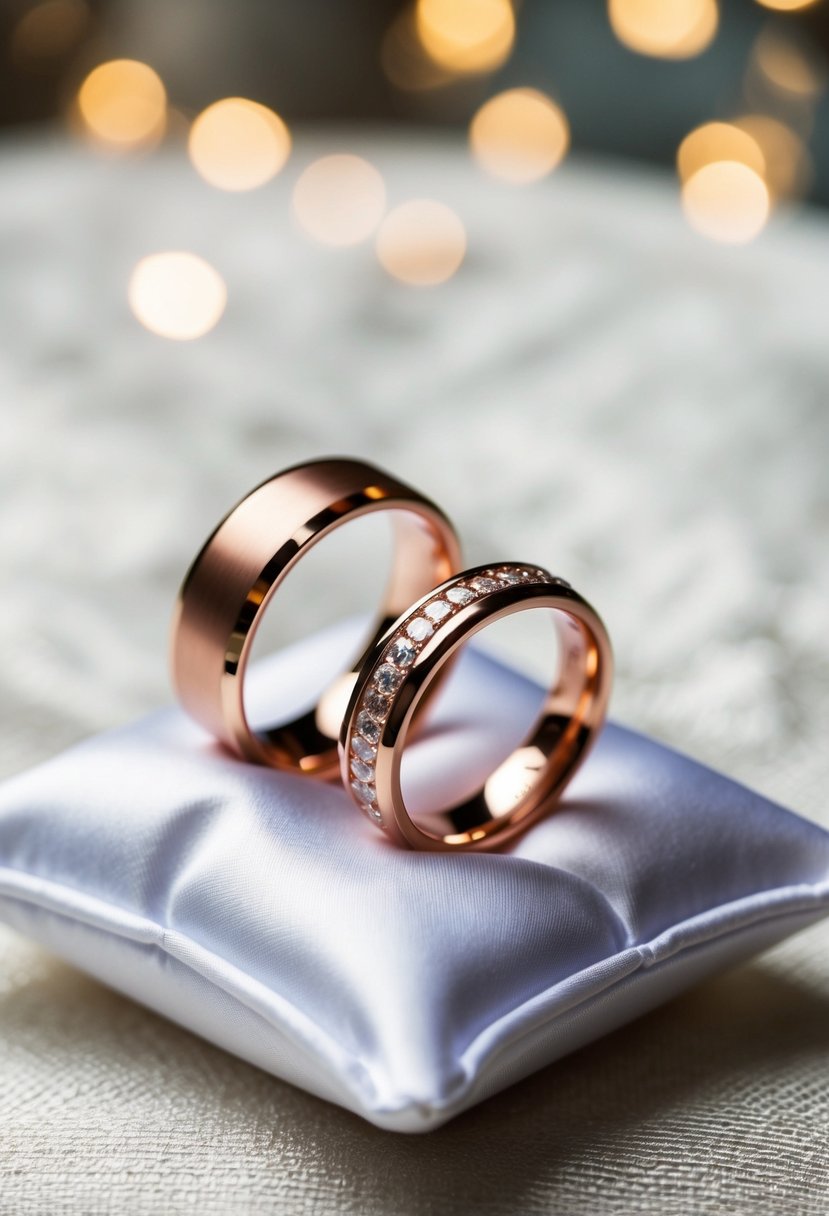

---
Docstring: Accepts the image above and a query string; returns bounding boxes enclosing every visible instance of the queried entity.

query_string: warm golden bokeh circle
[754,0,820,11]
[128,252,227,340]
[188,98,291,191]
[11,0,89,62]
[470,88,570,184]
[681,161,770,245]
[677,122,766,182]
[77,59,166,149]
[608,0,718,60]
[734,114,811,201]
[292,154,387,247]
[415,0,515,74]
[375,199,466,286]
[752,30,826,99]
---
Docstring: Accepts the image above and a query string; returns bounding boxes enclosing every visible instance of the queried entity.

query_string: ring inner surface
[245,507,457,771]
[405,611,599,844]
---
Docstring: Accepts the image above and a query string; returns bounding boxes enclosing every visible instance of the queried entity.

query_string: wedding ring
[171,458,461,775]
[340,563,612,851]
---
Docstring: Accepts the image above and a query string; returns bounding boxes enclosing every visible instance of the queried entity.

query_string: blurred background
[1,0,828,252]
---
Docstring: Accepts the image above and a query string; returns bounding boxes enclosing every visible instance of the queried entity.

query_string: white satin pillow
[0,624,827,1133]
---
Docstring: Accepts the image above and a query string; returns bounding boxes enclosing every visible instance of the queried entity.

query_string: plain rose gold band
[339,562,613,851]
[170,458,461,776]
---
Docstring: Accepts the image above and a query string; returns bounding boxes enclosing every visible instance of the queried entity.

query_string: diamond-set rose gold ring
[170,458,461,777]
[339,562,612,851]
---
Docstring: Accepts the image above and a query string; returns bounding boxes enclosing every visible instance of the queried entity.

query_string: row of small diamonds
[348,565,565,826]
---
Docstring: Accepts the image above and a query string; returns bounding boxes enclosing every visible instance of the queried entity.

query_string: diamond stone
[406,617,434,642]
[446,585,474,605]
[496,570,523,585]
[351,758,374,783]
[424,599,451,622]
[471,577,501,593]
[364,690,390,721]
[356,711,381,743]
[387,637,416,667]
[369,808,383,823]
[351,780,375,806]
[352,734,376,763]
[375,663,403,693]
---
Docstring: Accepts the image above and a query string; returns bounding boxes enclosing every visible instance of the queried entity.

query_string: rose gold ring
[170,458,461,775]
[340,562,612,851]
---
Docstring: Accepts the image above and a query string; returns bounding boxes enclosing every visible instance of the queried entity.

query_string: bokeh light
[77,59,166,150]
[415,0,515,74]
[376,199,466,286]
[752,29,826,99]
[681,161,770,244]
[677,122,766,182]
[128,252,227,340]
[470,88,570,184]
[754,0,820,10]
[608,0,718,60]
[11,0,89,64]
[292,155,386,247]
[678,115,810,210]
[735,114,811,200]
[188,98,291,191]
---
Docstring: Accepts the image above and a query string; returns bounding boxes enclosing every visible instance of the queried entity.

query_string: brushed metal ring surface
[171,458,461,776]
[339,562,613,851]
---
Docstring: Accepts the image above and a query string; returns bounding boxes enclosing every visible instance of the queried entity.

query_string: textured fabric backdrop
[1,132,828,1212]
